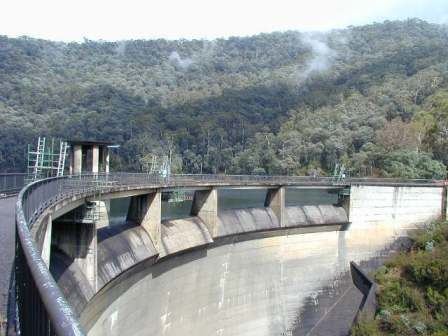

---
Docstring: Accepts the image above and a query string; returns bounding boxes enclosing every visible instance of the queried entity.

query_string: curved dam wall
[80,215,413,336]
[51,184,445,336]
[53,204,348,314]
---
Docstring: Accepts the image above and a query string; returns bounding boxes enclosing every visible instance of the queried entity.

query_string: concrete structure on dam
[13,173,448,336]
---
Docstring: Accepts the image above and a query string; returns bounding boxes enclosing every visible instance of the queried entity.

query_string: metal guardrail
[14,173,443,335]
[0,173,26,196]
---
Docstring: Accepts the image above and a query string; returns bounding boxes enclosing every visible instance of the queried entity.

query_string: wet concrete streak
[290,272,363,336]
[291,249,403,336]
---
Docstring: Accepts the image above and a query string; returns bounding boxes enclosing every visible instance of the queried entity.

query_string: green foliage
[352,221,448,335]
[378,280,427,313]
[381,150,446,179]
[351,315,381,336]
[1,19,448,176]
[406,249,448,289]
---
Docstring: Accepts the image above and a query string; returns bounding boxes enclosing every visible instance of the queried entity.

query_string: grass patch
[351,221,448,335]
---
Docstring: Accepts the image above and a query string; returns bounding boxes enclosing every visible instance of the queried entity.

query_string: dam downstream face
[82,220,404,336]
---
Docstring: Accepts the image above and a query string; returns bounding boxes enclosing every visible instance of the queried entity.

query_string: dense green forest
[352,221,448,335]
[1,19,448,177]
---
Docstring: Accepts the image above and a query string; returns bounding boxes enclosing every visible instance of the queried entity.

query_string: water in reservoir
[107,188,339,224]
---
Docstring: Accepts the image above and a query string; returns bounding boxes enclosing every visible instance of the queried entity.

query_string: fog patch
[299,33,336,81]
[115,41,127,56]
[169,51,193,69]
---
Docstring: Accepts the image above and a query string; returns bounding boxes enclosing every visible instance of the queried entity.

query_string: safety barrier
[0,173,26,196]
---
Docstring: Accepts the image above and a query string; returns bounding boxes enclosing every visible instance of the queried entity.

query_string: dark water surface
[108,188,339,223]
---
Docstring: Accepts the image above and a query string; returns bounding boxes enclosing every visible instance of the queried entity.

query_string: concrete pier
[265,187,285,226]
[126,191,162,250]
[73,145,82,174]
[92,146,99,174]
[191,188,218,237]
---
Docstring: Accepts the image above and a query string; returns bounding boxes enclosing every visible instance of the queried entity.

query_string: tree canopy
[1,19,448,178]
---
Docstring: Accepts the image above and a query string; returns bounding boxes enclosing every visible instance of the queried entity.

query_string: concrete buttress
[127,191,162,250]
[52,220,98,291]
[191,188,218,237]
[265,187,285,226]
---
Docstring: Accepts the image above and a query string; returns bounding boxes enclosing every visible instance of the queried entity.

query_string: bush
[351,317,381,336]
[378,280,426,313]
[351,221,448,335]
[406,250,448,289]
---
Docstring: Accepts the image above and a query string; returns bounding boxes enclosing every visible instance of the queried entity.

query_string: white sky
[1,0,447,41]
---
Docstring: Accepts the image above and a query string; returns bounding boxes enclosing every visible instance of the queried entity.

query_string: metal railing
[14,173,443,335]
[0,173,26,196]
[15,177,85,336]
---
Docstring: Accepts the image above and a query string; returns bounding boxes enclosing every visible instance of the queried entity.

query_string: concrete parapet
[191,188,218,237]
[265,187,285,226]
[350,261,377,320]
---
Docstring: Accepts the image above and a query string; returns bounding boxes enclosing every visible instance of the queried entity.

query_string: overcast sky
[1,0,447,41]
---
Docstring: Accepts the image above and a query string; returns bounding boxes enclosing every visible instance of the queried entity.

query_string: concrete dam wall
[350,185,443,230]
[51,184,445,336]
[53,203,349,312]
[80,218,417,336]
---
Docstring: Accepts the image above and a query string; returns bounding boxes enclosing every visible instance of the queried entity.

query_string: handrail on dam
[14,173,444,335]
[0,173,26,196]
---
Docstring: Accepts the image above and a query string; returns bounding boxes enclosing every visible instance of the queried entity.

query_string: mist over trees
[1,19,448,178]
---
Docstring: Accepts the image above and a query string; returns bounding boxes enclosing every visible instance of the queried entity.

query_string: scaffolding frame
[27,137,68,182]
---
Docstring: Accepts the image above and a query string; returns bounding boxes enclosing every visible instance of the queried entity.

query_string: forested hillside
[1,19,448,177]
